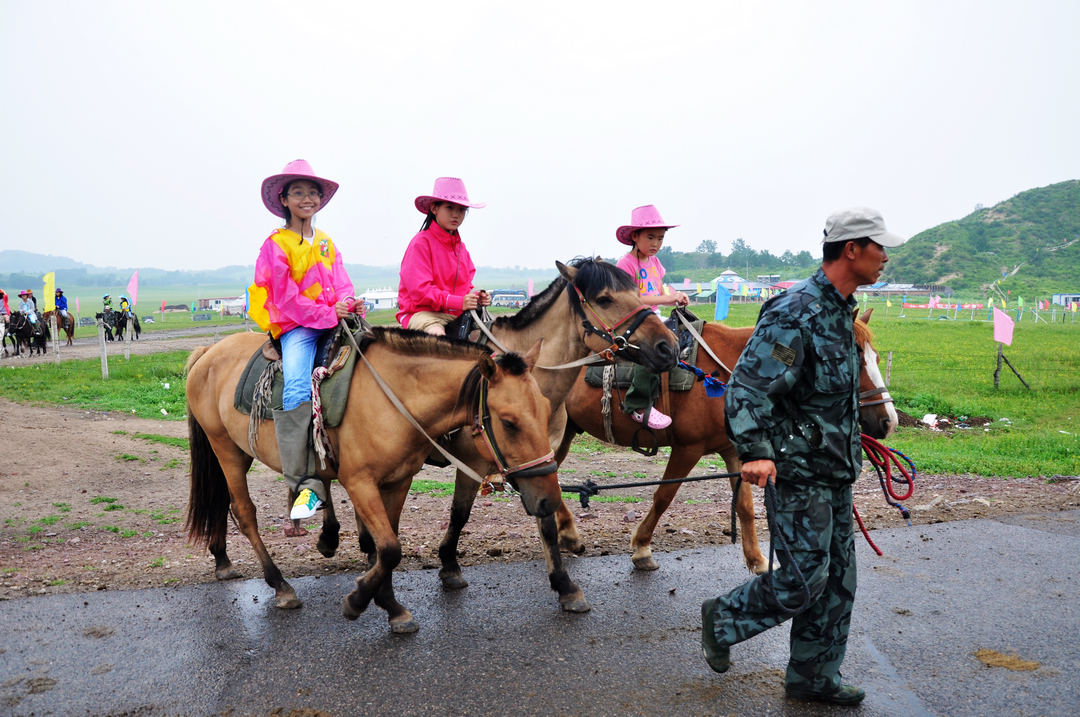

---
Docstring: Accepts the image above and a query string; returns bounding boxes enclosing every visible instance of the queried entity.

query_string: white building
[360,288,398,311]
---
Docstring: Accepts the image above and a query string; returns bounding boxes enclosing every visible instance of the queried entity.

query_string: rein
[859,386,894,408]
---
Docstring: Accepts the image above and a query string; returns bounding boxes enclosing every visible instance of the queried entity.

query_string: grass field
[2,298,1077,477]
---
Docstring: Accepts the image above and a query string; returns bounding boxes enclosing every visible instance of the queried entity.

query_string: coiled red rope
[855,433,916,555]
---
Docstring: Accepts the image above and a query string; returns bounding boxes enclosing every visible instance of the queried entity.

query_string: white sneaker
[290,488,323,520]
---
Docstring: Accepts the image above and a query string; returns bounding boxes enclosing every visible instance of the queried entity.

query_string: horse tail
[183,345,211,376]
[185,409,230,548]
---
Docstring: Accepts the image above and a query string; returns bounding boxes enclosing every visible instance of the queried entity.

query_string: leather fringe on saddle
[248,359,280,456]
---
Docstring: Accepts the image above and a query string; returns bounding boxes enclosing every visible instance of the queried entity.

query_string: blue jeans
[280,326,322,411]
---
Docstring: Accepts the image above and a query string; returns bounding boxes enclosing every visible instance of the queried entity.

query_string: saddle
[583,310,703,392]
[233,321,359,428]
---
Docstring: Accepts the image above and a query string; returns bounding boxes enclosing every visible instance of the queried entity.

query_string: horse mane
[453,350,529,415]
[490,256,636,331]
[360,326,491,362]
[853,319,873,348]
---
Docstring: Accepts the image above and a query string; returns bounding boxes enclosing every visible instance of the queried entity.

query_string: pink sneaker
[631,408,672,430]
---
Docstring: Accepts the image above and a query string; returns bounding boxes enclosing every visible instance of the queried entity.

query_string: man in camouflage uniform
[700,207,906,706]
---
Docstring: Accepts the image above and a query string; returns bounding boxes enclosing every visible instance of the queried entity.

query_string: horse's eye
[593,295,613,308]
[499,418,518,434]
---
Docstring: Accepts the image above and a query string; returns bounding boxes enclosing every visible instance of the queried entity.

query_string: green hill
[887,180,1080,298]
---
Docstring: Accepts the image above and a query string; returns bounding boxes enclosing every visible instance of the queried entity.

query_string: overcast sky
[3,1,1077,274]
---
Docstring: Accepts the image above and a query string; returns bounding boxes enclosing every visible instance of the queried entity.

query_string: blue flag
[714,285,731,321]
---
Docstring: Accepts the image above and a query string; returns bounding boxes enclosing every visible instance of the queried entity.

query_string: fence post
[51,315,59,364]
[885,351,893,386]
[97,319,109,380]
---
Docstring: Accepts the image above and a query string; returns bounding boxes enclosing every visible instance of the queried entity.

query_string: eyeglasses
[286,190,323,200]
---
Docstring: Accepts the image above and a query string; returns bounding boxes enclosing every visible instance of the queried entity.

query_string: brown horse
[42,310,75,346]
[185,327,561,633]
[356,258,677,613]
[555,308,897,574]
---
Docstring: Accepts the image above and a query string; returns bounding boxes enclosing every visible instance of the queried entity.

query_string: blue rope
[677,360,727,397]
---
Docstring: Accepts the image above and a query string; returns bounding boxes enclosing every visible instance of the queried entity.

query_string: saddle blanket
[233,330,357,428]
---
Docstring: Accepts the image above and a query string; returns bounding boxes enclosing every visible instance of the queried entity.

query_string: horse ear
[523,340,542,370]
[556,261,577,283]
[852,307,860,323]
[478,354,497,381]
[859,307,874,324]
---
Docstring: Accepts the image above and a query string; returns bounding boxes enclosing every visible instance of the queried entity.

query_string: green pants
[706,481,856,693]
[623,364,661,413]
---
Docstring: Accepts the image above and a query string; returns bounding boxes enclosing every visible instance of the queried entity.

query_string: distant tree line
[608,238,819,284]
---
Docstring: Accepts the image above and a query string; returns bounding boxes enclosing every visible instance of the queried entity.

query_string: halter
[858,386,893,408]
[471,375,557,484]
[565,282,655,362]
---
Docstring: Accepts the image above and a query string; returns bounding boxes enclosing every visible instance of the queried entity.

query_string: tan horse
[555,308,897,574]
[185,327,561,633]
[42,310,75,346]
[359,258,677,614]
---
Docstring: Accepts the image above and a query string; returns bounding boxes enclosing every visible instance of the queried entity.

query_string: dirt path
[2,393,1078,601]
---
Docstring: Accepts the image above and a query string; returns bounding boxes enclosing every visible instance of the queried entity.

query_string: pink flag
[75,297,80,312]
[682,278,691,288]
[992,307,1014,346]
[527,278,534,297]
[126,270,139,307]
[160,299,166,312]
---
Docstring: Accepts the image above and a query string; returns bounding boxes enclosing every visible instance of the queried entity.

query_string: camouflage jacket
[724,268,862,485]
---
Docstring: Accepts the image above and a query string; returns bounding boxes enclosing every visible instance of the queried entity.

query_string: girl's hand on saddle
[335,299,353,319]
[741,459,777,488]
[672,291,690,307]
[477,289,491,307]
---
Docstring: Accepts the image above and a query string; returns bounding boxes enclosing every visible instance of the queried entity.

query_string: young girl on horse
[396,177,490,335]
[247,159,357,520]
[615,205,690,429]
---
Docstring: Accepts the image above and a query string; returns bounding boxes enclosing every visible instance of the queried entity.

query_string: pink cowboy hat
[261,159,340,218]
[414,177,486,214]
[616,205,680,245]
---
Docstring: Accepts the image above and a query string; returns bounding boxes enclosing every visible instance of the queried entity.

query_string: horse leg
[630,446,702,571]
[316,479,340,558]
[371,481,418,633]
[211,441,302,608]
[437,470,481,590]
[341,479,407,630]
[724,451,767,574]
[537,514,590,612]
[551,421,586,555]
[355,507,376,566]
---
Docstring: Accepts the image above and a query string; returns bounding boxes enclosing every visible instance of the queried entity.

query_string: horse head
[556,257,677,372]
[469,340,562,518]
[854,308,897,438]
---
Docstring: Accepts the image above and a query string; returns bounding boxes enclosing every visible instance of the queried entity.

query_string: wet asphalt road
[2,510,1077,716]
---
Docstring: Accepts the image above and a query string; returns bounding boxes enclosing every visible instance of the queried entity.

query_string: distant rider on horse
[54,288,70,319]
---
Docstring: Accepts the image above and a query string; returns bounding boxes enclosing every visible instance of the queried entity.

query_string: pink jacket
[396,222,476,327]
[247,228,355,339]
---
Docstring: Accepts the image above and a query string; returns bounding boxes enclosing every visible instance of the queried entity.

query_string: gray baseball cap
[822,207,907,248]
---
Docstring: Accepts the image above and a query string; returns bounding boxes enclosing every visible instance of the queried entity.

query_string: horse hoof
[316,540,338,558]
[275,595,302,609]
[632,555,660,571]
[559,537,586,555]
[749,561,769,576]
[439,572,469,591]
[390,619,419,634]
[559,594,591,613]
[215,567,243,580]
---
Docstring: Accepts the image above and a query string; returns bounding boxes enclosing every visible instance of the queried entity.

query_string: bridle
[471,374,557,486]
[859,386,893,408]
[565,282,656,362]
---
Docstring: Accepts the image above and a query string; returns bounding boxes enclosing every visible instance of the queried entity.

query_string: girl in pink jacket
[248,159,356,520]
[396,177,490,335]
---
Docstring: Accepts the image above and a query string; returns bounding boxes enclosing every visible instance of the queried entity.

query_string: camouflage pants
[623,364,660,413]
[706,481,856,693]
